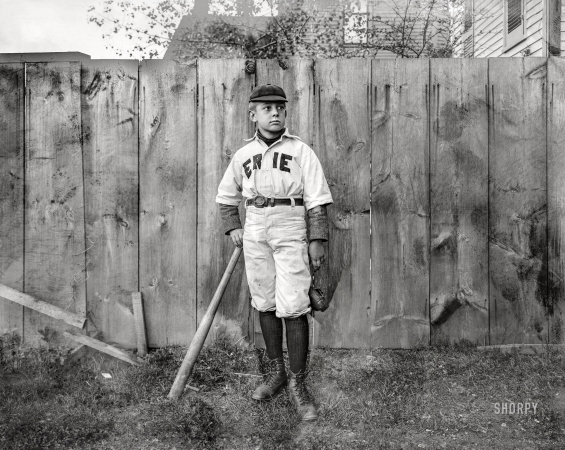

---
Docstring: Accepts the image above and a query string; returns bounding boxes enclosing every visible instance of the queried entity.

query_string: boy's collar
[244,128,301,142]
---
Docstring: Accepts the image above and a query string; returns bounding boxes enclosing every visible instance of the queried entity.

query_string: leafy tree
[87,0,479,60]
[87,0,193,59]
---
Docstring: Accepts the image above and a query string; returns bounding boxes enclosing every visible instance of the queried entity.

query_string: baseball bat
[168,246,243,400]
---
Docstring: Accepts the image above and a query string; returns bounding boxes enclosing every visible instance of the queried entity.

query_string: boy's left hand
[309,240,326,271]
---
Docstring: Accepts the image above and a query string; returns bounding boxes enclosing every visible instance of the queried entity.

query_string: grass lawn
[1,336,564,449]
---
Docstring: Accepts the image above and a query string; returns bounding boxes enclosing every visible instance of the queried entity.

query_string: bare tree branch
[87,0,472,60]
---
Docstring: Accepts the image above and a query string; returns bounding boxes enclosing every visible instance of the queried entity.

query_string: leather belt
[246,196,304,208]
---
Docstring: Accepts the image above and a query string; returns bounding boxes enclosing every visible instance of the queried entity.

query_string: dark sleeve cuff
[307,205,329,242]
[219,203,242,235]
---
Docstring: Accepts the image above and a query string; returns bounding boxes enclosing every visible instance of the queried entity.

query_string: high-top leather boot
[288,371,318,421]
[252,356,287,401]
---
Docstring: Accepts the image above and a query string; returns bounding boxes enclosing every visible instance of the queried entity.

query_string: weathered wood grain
[429,58,489,345]
[489,58,548,344]
[371,59,430,349]
[548,57,565,344]
[0,64,24,335]
[82,60,139,349]
[0,283,85,329]
[4,58,563,350]
[25,62,86,345]
[255,59,316,349]
[63,329,140,365]
[197,60,254,346]
[139,59,197,347]
[314,59,371,348]
[131,292,147,356]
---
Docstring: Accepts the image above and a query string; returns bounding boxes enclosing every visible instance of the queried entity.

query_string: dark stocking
[285,315,309,374]
[259,311,284,360]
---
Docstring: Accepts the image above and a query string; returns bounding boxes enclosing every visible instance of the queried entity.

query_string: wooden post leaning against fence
[0,284,85,329]
[168,247,242,400]
[132,292,148,357]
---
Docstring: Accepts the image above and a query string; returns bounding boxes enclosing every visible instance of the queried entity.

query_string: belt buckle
[253,195,267,208]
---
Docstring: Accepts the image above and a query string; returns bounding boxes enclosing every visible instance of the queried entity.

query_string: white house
[461,0,563,57]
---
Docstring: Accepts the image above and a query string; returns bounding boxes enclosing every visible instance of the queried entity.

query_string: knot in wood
[245,60,256,74]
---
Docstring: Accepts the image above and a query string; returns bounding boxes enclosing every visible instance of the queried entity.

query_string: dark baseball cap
[249,84,288,102]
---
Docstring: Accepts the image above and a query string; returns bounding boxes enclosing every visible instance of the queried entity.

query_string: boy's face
[249,101,287,137]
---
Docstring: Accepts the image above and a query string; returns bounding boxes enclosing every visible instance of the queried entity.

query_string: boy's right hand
[229,228,244,248]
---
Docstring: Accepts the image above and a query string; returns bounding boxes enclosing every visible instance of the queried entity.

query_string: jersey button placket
[267,150,276,198]
[263,148,270,171]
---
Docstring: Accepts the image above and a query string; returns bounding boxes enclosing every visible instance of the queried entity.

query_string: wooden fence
[1,57,564,350]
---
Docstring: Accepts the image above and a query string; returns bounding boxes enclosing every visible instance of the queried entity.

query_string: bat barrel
[168,246,243,400]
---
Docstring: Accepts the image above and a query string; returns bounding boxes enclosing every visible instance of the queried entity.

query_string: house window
[344,0,368,45]
[504,0,526,50]
[463,34,474,57]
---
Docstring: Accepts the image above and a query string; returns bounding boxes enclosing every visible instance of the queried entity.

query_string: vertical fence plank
[25,62,86,345]
[371,59,430,349]
[81,61,139,348]
[140,60,197,347]
[0,57,558,350]
[489,58,548,344]
[0,64,24,336]
[548,57,565,344]
[314,59,371,348]
[429,59,489,345]
[255,59,316,347]
[198,60,254,345]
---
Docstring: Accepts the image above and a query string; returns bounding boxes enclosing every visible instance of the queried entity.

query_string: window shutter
[507,0,522,33]
[548,0,562,56]
[463,35,474,57]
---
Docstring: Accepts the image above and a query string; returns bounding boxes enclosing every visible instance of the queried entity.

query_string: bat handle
[168,246,243,400]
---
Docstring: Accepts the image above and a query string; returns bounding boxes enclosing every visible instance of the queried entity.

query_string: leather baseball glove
[309,264,330,312]
[309,285,330,312]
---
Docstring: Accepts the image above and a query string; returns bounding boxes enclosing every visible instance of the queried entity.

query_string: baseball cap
[249,84,288,102]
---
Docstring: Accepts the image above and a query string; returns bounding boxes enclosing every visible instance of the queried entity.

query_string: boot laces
[263,358,283,386]
[292,373,312,405]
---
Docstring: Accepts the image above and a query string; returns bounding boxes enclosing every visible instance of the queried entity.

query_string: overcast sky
[0,0,177,59]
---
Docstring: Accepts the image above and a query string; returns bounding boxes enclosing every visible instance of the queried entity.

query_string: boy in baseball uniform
[216,84,333,421]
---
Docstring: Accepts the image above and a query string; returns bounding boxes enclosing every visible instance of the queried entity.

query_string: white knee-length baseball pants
[243,204,312,318]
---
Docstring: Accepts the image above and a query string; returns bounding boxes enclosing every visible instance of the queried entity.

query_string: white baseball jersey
[215,129,333,210]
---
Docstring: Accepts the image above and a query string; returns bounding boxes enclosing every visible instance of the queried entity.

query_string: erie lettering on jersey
[243,152,293,178]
